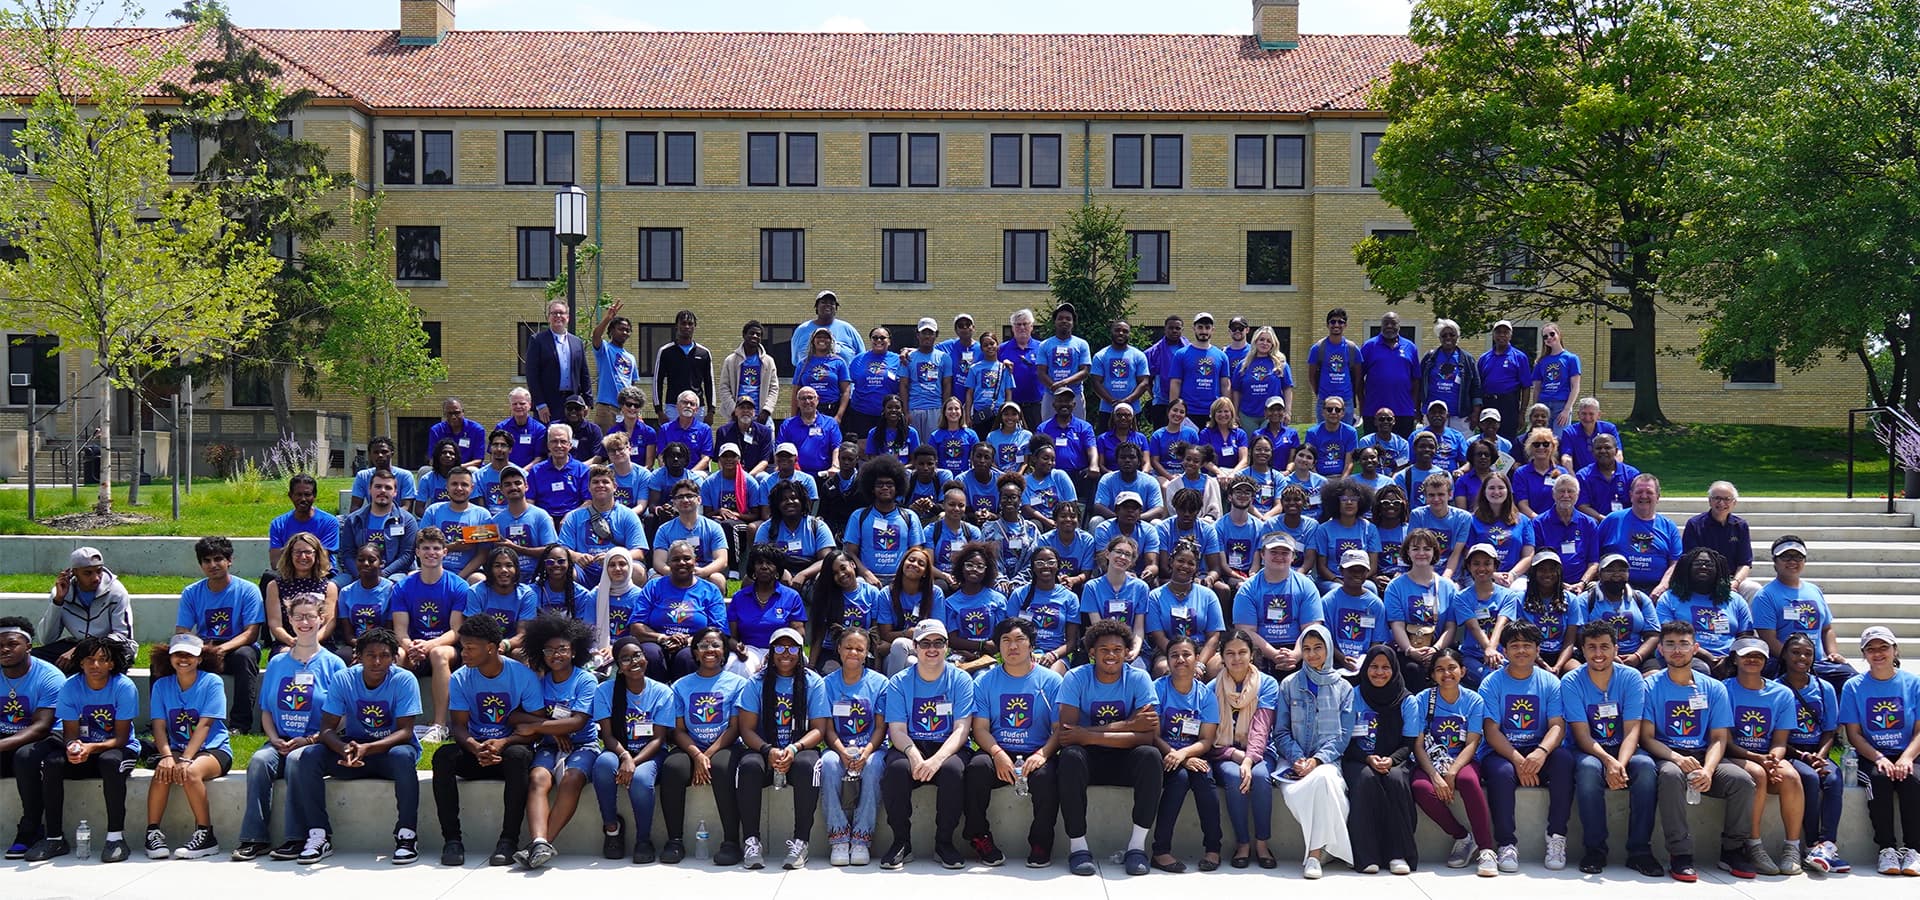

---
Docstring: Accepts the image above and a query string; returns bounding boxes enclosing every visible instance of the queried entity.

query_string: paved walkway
[2,852,1885,900]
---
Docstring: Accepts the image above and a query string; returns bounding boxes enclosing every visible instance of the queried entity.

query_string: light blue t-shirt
[972,665,1063,754]
[844,507,924,580]
[903,348,953,411]
[936,587,1008,644]
[463,583,539,636]
[0,657,64,736]
[559,504,648,586]
[449,658,545,742]
[175,577,266,643]
[322,665,423,747]
[151,672,230,755]
[1405,686,1487,758]
[652,515,726,567]
[1450,585,1515,661]
[1092,345,1150,412]
[1154,674,1219,750]
[1503,591,1585,658]
[1785,676,1839,749]
[822,668,890,745]
[391,571,472,642]
[260,649,348,739]
[57,673,140,754]
[1081,573,1152,622]
[1146,584,1225,641]
[1598,510,1684,589]
[1724,677,1796,755]
[491,505,559,582]
[1752,580,1832,643]
[737,669,830,747]
[1476,665,1564,754]
[595,339,639,406]
[593,676,676,753]
[637,577,727,636]
[884,663,976,743]
[1840,670,1920,754]
[1560,663,1646,750]
[535,667,600,747]
[1058,664,1157,726]
[1039,335,1093,399]
[1408,505,1473,564]
[1233,570,1323,648]
[1654,593,1753,658]
[1013,583,1081,653]
[1384,572,1459,631]
[672,669,751,748]
[1320,587,1387,659]
[419,501,494,576]
[1639,670,1730,752]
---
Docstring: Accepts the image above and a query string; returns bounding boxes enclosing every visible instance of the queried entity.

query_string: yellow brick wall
[459,129,496,184]
[947,132,984,188]
[1314,130,1351,187]
[1189,133,1228,188]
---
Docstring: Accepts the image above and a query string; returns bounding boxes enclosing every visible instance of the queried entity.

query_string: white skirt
[1279,763,1353,863]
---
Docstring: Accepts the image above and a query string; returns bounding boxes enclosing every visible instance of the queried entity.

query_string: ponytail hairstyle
[609,635,648,747]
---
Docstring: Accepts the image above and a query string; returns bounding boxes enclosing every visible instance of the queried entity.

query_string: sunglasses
[771,645,803,656]
[916,639,948,649]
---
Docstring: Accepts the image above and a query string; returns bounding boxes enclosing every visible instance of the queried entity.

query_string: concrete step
[1668,497,1910,514]
[1835,617,1920,638]
[1803,561,1920,578]
[1802,577,1920,594]
[1758,541,1920,563]
[1746,525,1920,543]
[1659,511,1917,528]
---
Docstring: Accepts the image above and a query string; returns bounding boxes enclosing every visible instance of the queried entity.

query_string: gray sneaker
[783,839,807,870]
[525,840,556,870]
[1747,840,1781,876]
[1779,842,1803,876]
[742,836,764,870]
[1447,837,1477,869]
[1497,844,1519,873]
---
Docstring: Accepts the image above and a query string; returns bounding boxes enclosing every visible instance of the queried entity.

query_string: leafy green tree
[1051,203,1137,346]
[1356,0,1723,425]
[0,0,280,514]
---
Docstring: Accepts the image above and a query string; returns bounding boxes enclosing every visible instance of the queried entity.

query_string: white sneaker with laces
[297,829,332,865]
[420,723,450,744]
[1879,847,1902,875]
[1497,843,1519,873]
[742,836,764,869]
[1545,835,1567,871]
[1303,857,1323,879]
[1390,858,1412,875]
[1477,848,1499,877]
[829,842,850,867]
[1901,847,1920,876]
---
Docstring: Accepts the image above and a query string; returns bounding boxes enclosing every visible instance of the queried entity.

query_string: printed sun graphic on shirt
[607,607,632,642]
[960,608,991,639]
[918,360,942,384]
[489,610,514,631]
[1357,710,1379,749]
[1029,603,1061,632]
[1320,444,1343,466]
[0,695,27,726]
[625,709,652,742]
[477,692,509,725]
[1327,354,1346,376]
[1600,612,1633,644]
[1736,706,1771,748]
[278,679,313,713]
[169,707,199,745]
[873,523,900,552]
[690,692,724,725]
[1226,541,1251,570]
[1689,606,1725,635]
[1000,693,1034,732]
[1339,608,1369,643]
[83,704,114,741]
[808,363,833,384]
[1871,698,1904,732]
[1487,526,1511,547]
[1664,700,1701,739]
[667,601,695,624]
[774,693,795,734]
[416,601,442,630]
[1795,702,1820,737]
[203,608,233,638]
[351,605,379,633]
[1107,358,1130,380]
[1791,601,1820,630]
[915,697,948,733]
[1586,704,1619,743]
[838,698,871,740]
[1051,347,1073,371]
[1629,531,1655,555]
[740,367,758,392]
[1505,695,1539,733]
[359,701,392,733]
[1432,714,1466,752]
[1165,708,1195,744]
[1091,701,1126,727]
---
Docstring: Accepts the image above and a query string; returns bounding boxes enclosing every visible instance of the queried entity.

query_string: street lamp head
[554,185,588,245]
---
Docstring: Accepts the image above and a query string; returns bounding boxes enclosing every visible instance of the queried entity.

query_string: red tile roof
[22,27,1415,115]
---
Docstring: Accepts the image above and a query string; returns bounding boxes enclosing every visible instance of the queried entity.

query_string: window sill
[1240,284,1298,292]
[397,279,447,288]
[875,282,933,291]
[631,280,689,289]
[1725,382,1782,391]
[996,283,1052,291]
[754,281,813,290]
[1602,382,1637,390]
[1133,283,1176,292]
[510,280,553,289]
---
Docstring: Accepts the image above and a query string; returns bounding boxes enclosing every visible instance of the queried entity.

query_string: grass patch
[0,573,199,594]
[1623,424,1890,497]
[220,732,436,772]
[0,477,353,536]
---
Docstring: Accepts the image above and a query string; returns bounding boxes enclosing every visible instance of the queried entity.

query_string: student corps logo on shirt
[0,695,27,727]
[774,693,795,731]
[477,692,510,725]
[1108,358,1130,380]
[359,700,392,734]
[1091,701,1125,726]
[1736,706,1771,749]
[1630,531,1655,554]
[489,610,514,631]
[915,697,948,733]
[873,523,900,552]
[83,704,114,741]
[1505,695,1539,733]
[1690,606,1727,635]
[278,679,314,713]
[352,605,379,633]
[1431,714,1466,752]
[960,608,990,639]
[1871,698,1903,732]
[1028,603,1061,632]
[1586,703,1620,743]
[1795,701,1819,736]
[838,698,871,739]
[417,601,442,631]
[169,707,199,745]
[1664,700,1700,739]
[204,608,233,638]
[918,361,941,383]
[690,691,724,725]
[1790,601,1820,630]
[1000,693,1033,731]
[1338,608,1369,643]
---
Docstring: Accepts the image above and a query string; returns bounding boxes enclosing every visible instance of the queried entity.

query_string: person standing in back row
[1309,309,1362,426]
[1360,312,1421,438]
[526,300,589,426]
[1478,322,1531,442]
[653,310,714,425]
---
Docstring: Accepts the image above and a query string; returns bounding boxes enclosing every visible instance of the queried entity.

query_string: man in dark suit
[526,299,589,423]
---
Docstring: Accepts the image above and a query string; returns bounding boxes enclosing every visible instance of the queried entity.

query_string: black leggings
[658,747,741,843]
[963,751,1060,849]
[1056,744,1163,839]
[882,743,966,846]
[1868,768,1920,851]
[40,745,134,833]
[733,747,821,843]
[430,742,532,843]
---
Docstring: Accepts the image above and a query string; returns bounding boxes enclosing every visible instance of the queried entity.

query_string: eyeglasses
[771,645,802,656]
[618,655,646,667]
[1530,441,1551,448]
[916,639,948,649]
[1709,496,1736,503]
[542,646,573,656]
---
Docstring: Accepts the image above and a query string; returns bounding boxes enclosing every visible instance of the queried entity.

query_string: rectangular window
[1030,134,1061,188]
[626,132,657,185]
[786,133,817,187]
[6,334,58,405]
[421,321,443,359]
[881,229,927,284]
[1608,328,1637,385]
[764,324,798,379]
[1510,326,1540,362]
[383,131,416,185]
[0,120,25,173]
[505,131,537,185]
[168,128,198,176]
[270,120,292,140]
[269,228,292,260]
[1245,230,1293,285]
[395,226,441,281]
[638,228,683,282]
[1234,136,1265,189]
[421,131,452,184]
[515,321,542,377]
[1274,135,1306,189]
[1003,230,1048,285]
[1494,243,1531,285]
[907,133,940,187]
[630,324,677,377]
[1360,132,1384,187]
[1128,230,1170,284]
[1112,134,1144,189]
[543,131,575,184]
[1151,134,1183,189]
[747,132,779,186]
[1731,357,1777,385]
[869,133,901,187]
[516,226,560,282]
[230,367,273,408]
[664,132,697,185]
[760,228,806,283]
[990,134,1022,188]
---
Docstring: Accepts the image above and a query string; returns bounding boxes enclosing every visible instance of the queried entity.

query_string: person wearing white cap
[1320,547,1388,666]
[1477,320,1530,442]
[1453,543,1513,688]
[1639,619,1759,881]
[1411,399,1473,472]
[732,627,829,870]
[961,335,1012,432]
[1753,534,1852,688]
[1091,320,1151,433]
[937,313,981,377]
[1476,621,1576,873]
[1233,531,1321,675]
[984,400,1033,473]
[1508,548,1582,674]
[878,618,975,870]
[701,443,768,577]
[1722,636,1803,875]
[1840,626,1920,875]
[1577,552,1658,670]
[760,442,821,512]
[791,289,863,369]
[143,632,234,860]
[35,546,136,668]
[900,318,952,438]
[1171,311,1232,425]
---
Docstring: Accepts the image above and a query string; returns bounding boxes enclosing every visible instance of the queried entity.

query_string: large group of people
[3,296,1918,883]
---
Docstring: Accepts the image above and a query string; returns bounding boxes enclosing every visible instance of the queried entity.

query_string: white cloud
[816,14,870,31]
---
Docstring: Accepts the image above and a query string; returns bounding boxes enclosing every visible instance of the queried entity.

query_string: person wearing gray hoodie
[33,547,136,671]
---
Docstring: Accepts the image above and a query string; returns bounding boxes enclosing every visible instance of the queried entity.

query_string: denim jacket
[1272,670,1357,765]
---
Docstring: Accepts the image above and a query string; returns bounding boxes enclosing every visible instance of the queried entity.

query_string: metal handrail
[1846,406,1898,514]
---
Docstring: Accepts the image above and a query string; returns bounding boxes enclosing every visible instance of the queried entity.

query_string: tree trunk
[268,360,295,438]
[94,361,113,516]
[1625,289,1668,427]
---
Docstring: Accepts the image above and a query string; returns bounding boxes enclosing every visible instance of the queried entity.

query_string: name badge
[1596,704,1619,718]
[1265,605,1284,623]
[833,703,853,717]
[1107,600,1128,615]
[518,434,532,445]
[1181,719,1201,737]
[1688,694,1709,711]
[458,438,471,449]
[388,523,405,536]
[1359,616,1377,629]
[786,540,803,553]
[293,673,315,686]
[948,539,965,554]
[1560,541,1576,555]
[630,719,649,739]
[809,426,823,437]
[549,707,572,720]
[550,481,565,492]
[933,703,953,716]
[1353,723,1372,737]
[1055,437,1068,447]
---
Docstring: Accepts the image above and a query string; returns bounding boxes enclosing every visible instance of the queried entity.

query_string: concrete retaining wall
[0,536,269,578]
[0,595,181,645]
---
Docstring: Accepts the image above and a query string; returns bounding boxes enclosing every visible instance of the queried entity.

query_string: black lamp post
[553,185,588,326]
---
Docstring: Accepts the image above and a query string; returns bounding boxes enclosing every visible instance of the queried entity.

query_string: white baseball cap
[917,317,938,333]
[1338,549,1371,571]
[168,634,204,657]
[912,619,949,642]
[774,442,799,457]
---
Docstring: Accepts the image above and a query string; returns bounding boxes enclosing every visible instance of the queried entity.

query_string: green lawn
[0,477,352,536]
[0,573,199,594]
[1619,423,1890,497]
[227,732,436,771]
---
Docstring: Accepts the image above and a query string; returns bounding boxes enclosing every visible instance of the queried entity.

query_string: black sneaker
[230,841,271,862]
[1627,853,1666,878]
[880,841,913,870]
[934,841,964,869]
[712,840,743,867]
[488,839,516,867]
[172,827,219,860]
[658,838,685,865]
[1717,846,1756,879]
[602,817,626,860]
[1579,847,1606,875]
[632,838,657,864]
[1027,843,1053,868]
[268,839,303,861]
[23,838,69,862]
[1670,853,1698,882]
[297,833,333,865]
[102,838,129,863]
[143,829,169,860]
[392,831,419,865]
[7,834,36,860]
[440,839,465,866]
[969,834,1005,867]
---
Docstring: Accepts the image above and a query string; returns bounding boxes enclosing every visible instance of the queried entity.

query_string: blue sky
[121,0,1411,34]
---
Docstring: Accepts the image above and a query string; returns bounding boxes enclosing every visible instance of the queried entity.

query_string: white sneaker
[829,842,850,866]
[1390,858,1412,875]
[1879,847,1903,875]
[1304,857,1323,879]
[742,836,764,869]
[1545,834,1567,871]
[419,723,450,744]
[1901,848,1920,876]
[1361,863,1380,874]
[849,842,871,866]
[1497,843,1519,873]
[1477,848,1499,877]
[1447,836,1477,868]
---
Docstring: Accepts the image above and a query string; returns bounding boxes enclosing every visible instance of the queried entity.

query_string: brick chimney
[1253,0,1300,50]
[399,0,454,46]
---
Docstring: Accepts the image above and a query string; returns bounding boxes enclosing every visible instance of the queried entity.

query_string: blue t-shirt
[929,428,980,476]
[1216,515,1266,574]
[1385,572,1459,631]
[737,669,830,747]
[1409,506,1472,564]
[1321,588,1387,659]
[844,507,924,581]
[1308,338,1360,401]
[1037,528,1097,580]
[1146,584,1225,641]
[1841,670,1920,754]
[1476,666,1564,754]
[592,677,676,753]
[652,515,727,567]
[595,339,639,405]
[1641,671,1731,752]
[1092,345,1150,412]
[1022,470,1076,521]
[1532,351,1582,402]
[965,359,1013,413]
[1311,519,1381,567]
[1146,423,1200,474]
[822,668,890,745]
[791,319,863,367]
[1233,570,1323,648]
[1089,520,1162,575]
[322,665,423,747]
[1304,423,1359,477]
[261,650,347,739]
[1752,580,1832,642]
[645,467,707,502]
[1154,674,1220,750]
[1450,585,1514,661]
[1081,574,1152,622]
[1405,686,1486,757]
[58,673,141,754]
[758,470,821,505]
[936,587,1008,644]
[449,659,544,742]
[937,337,981,375]
[700,469,764,515]
[558,505,647,574]
[728,583,807,648]
[533,581,595,621]
[1235,357,1294,420]
[1161,517,1223,559]
[151,672,230,754]
[1095,471,1163,515]
[1377,523,1411,575]
[536,667,600,747]
[1582,589,1659,648]
[638,577,727,636]
[391,571,472,642]
[1356,694,1421,755]
[1655,593,1753,658]
[972,665,1064,754]
[1059,664,1157,726]
[416,471,452,508]
[1504,591,1585,658]
[885,663,976,742]
[1560,663,1646,750]
[600,586,645,644]
[1785,676,1839,749]
[0,658,65,737]
[1037,335,1091,397]
[491,505,559,582]
[1466,516,1534,572]
[984,427,1032,471]
[1175,345,1231,409]
[797,355,854,408]
[420,502,494,575]
[1012,583,1080,653]
[1360,335,1420,416]
[175,577,267,643]
[1413,425,1473,472]
[865,423,921,463]
[268,509,340,554]
[463,583,539,636]
[1264,515,1319,570]
[1724,677,1796,754]
[756,516,837,562]
[672,670,751,748]
[847,350,902,417]
[900,349,952,411]
[1357,431,1411,470]
[1598,510,1686,589]
[352,466,418,503]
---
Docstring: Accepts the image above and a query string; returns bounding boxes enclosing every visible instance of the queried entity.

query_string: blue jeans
[590,751,661,840]
[239,744,300,843]
[1791,756,1844,845]
[288,743,422,834]
[1481,744,1575,846]
[1572,750,1655,854]
[1213,757,1273,843]
[819,748,883,844]
[1156,766,1223,855]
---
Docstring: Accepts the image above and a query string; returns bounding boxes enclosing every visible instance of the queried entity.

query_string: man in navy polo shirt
[1477,321,1531,442]
[1359,311,1421,437]
[428,398,489,467]
[268,474,339,570]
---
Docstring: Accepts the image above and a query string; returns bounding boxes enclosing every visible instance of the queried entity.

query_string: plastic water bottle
[1013,756,1029,797]
[694,820,711,860]
[73,821,91,860]
[774,763,789,791]
[1685,775,1702,805]
[1842,747,1859,786]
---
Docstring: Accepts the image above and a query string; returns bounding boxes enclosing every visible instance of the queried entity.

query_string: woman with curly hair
[515,611,598,868]
[842,455,923,588]
[43,636,140,862]
[1307,477,1380,593]
[935,542,1007,668]
[265,532,336,651]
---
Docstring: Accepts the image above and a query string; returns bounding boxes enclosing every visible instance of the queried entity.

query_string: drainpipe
[1082,120,1092,205]
[594,117,605,314]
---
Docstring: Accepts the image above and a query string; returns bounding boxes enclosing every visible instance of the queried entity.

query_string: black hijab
[1356,645,1412,758]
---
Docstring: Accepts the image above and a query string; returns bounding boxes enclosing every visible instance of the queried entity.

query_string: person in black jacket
[1345,645,1421,875]
[526,300,590,425]
[653,309,715,426]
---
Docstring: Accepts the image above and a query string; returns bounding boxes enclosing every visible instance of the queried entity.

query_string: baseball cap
[1266,396,1286,408]
[1860,626,1897,650]
[1531,549,1562,568]
[1115,491,1144,508]
[1731,637,1770,658]
[1599,552,1629,568]
[1771,536,1809,558]
[953,313,974,326]
[168,634,204,657]
[917,317,938,333]
[769,627,806,647]
[912,619,949,642]
[1113,402,1135,415]
[69,546,103,569]
[501,464,529,480]
[1192,312,1215,325]
[814,290,838,304]
[1464,542,1500,562]
[1493,319,1513,331]
[717,443,741,458]
[1428,399,1449,411]
[1001,401,1022,413]
[734,395,757,408]
[1053,386,1075,398]
[1229,315,1250,328]
[774,442,799,457]
[1338,549,1371,571]
[1479,408,1502,422]
[1261,531,1299,552]
[563,394,588,409]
